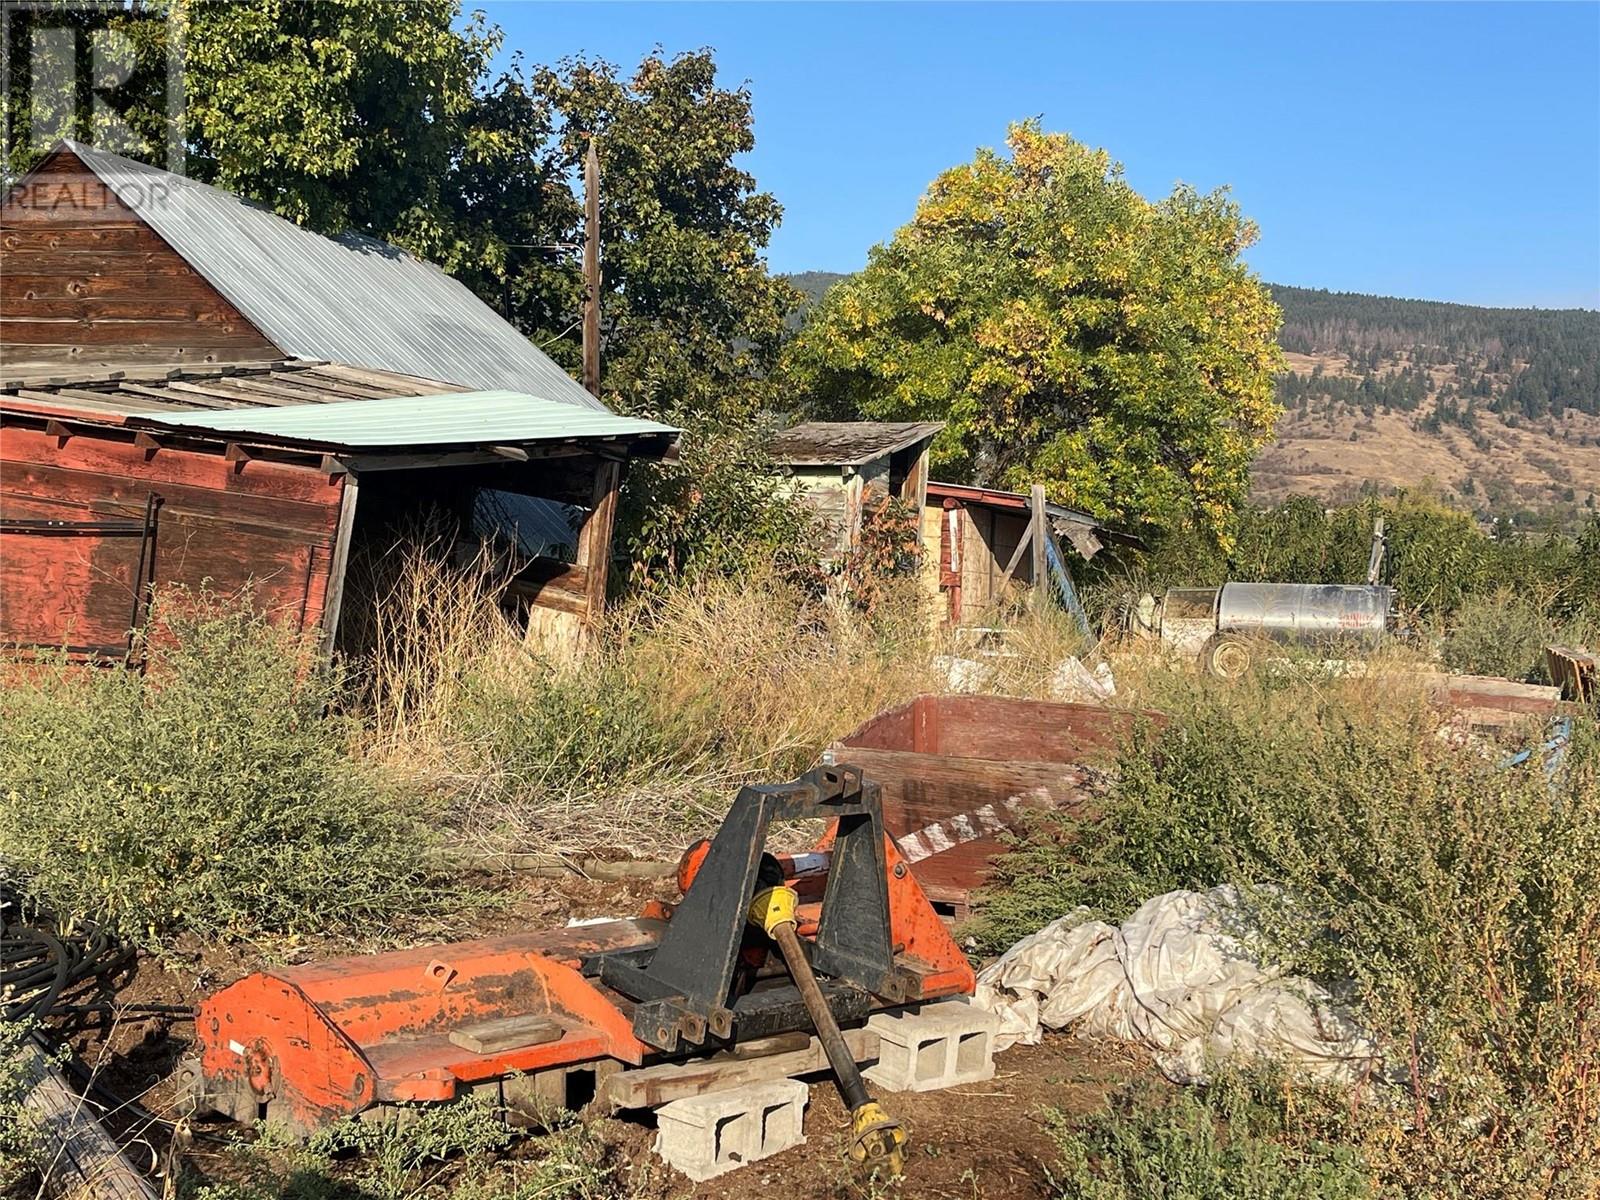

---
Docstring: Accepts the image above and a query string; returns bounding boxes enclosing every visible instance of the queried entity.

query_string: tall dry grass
[340,541,968,857]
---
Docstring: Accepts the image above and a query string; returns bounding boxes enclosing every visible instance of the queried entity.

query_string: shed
[1,142,676,656]
[766,421,943,554]
[921,481,1142,626]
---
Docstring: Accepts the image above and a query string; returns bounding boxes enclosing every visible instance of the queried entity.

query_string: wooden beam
[448,1015,563,1055]
[577,458,622,624]
[603,1028,880,1111]
[18,1039,159,1200]
[320,472,360,655]
[1030,484,1048,610]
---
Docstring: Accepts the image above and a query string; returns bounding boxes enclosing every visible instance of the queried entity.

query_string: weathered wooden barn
[766,421,942,555]
[1,141,675,656]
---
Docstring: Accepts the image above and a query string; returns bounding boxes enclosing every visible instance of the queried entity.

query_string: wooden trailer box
[827,695,1161,915]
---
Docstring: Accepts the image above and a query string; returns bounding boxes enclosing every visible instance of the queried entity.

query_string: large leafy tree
[785,122,1283,539]
[534,51,800,421]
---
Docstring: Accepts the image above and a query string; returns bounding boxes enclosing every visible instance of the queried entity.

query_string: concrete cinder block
[864,999,1000,1093]
[652,1077,808,1181]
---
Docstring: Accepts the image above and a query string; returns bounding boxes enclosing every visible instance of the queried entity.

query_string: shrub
[1047,1069,1371,1200]
[194,1105,631,1200]
[1441,589,1598,682]
[0,591,448,947]
[0,1020,41,1195]
[975,669,1600,1199]
[614,417,823,593]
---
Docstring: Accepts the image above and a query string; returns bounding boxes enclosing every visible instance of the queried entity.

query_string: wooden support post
[578,458,622,624]
[320,471,360,655]
[18,1039,158,1200]
[1030,484,1048,610]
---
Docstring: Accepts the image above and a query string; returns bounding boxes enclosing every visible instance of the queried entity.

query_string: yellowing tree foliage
[785,122,1283,539]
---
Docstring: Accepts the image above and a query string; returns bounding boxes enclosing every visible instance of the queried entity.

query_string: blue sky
[481,2,1600,309]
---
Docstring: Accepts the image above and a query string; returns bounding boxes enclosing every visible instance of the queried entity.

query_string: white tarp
[973,886,1384,1085]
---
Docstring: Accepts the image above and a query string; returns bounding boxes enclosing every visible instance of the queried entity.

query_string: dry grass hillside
[1253,349,1600,523]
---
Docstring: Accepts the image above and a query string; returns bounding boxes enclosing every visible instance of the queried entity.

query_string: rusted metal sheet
[0,423,343,651]
[828,695,1162,910]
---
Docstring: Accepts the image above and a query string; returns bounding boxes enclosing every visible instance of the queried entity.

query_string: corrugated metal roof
[132,390,675,451]
[926,481,1145,549]
[62,140,607,413]
[767,421,945,466]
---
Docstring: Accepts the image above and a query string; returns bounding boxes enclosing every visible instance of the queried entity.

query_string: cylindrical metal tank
[1216,582,1393,645]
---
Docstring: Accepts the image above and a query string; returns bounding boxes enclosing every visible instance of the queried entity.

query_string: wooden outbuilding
[1,141,676,656]
[766,421,942,555]
[920,481,1142,627]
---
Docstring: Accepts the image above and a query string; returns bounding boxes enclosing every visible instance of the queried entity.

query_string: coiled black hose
[0,883,136,1023]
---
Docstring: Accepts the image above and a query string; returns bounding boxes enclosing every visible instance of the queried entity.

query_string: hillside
[785,274,1600,525]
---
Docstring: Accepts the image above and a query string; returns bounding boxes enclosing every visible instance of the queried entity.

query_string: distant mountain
[782,273,1600,525]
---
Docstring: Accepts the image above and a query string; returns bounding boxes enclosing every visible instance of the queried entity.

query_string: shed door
[0,500,157,655]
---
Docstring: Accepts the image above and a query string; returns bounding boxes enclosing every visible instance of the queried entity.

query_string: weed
[1045,1068,1371,1200]
[975,666,1600,1198]
[0,1020,42,1195]
[0,589,451,947]
[192,1106,635,1200]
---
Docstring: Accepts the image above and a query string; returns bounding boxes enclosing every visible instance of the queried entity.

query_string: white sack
[974,886,1382,1085]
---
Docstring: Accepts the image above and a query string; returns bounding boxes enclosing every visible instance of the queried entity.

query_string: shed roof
[926,481,1145,550]
[57,141,606,413]
[134,391,674,452]
[767,421,944,467]
[0,358,677,455]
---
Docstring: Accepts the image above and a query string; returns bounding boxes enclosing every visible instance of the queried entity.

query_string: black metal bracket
[596,764,895,1053]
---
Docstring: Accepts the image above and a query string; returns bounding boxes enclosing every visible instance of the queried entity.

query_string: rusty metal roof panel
[926,480,1145,549]
[1,360,464,417]
[63,141,607,413]
[767,421,945,466]
[132,390,676,451]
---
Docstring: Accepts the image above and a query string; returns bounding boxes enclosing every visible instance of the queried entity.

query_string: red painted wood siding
[1,148,281,368]
[0,425,344,649]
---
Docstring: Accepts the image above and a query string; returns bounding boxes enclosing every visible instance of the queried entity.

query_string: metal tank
[1215,582,1394,646]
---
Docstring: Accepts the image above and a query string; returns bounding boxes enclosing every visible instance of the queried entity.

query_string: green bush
[1441,589,1599,682]
[974,671,1600,1199]
[194,1104,629,1200]
[1047,1070,1370,1200]
[453,654,707,803]
[0,592,448,946]
[0,1021,42,1195]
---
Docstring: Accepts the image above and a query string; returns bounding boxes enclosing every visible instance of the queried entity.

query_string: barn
[0,141,676,657]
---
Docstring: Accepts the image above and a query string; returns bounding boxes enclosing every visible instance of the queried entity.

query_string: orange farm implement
[187,766,973,1170]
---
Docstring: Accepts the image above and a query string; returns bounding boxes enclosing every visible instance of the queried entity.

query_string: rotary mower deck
[186,766,975,1170]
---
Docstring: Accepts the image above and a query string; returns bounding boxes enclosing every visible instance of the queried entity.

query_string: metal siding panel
[65,142,608,413]
[134,390,674,448]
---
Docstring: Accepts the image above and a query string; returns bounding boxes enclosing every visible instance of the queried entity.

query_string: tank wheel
[1201,633,1253,681]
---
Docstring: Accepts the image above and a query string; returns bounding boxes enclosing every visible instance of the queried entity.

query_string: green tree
[534,51,801,421]
[784,122,1282,541]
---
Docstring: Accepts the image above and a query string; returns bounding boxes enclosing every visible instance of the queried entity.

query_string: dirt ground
[52,869,1149,1199]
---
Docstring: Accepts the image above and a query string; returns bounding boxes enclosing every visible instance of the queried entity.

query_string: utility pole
[582,138,601,399]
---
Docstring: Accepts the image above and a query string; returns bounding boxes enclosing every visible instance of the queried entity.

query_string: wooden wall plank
[1,147,281,365]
